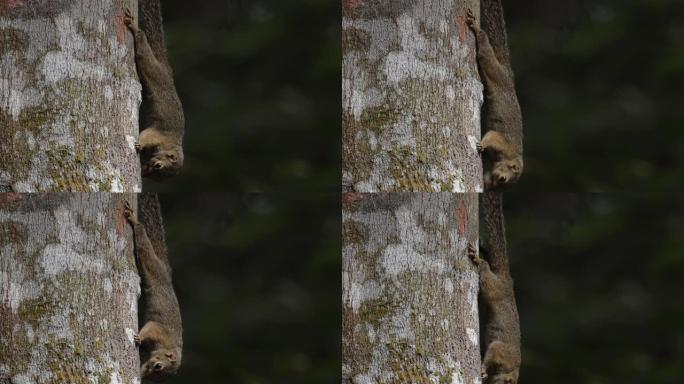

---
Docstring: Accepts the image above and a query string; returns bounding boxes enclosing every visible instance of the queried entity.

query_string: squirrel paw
[467,243,480,265]
[481,371,488,380]
[466,9,478,31]
[476,142,484,153]
[123,201,138,225]
[123,8,139,33]
[134,142,141,153]
[134,334,141,346]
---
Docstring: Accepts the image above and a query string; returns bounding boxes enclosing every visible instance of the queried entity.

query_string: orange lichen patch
[116,203,127,237]
[342,192,365,205]
[455,201,467,235]
[456,14,468,43]
[343,0,365,11]
[0,193,22,204]
[115,12,126,45]
[0,0,24,10]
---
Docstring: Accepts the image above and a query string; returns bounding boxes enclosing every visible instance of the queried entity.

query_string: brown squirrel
[124,196,183,380]
[124,1,184,180]
[466,2,523,190]
[468,192,521,384]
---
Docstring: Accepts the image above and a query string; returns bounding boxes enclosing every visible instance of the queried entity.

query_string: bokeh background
[506,0,684,191]
[158,193,340,383]
[140,0,684,383]
[148,0,684,193]
[506,193,684,383]
[144,0,340,192]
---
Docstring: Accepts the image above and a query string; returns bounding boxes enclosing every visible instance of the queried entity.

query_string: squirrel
[124,197,183,380]
[468,192,521,384]
[466,1,523,190]
[124,1,185,180]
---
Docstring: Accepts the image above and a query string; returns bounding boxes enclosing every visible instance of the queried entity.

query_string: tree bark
[342,192,481,383]
[342,0,483,192]
[0,193,140,383]
[0,0,141,192]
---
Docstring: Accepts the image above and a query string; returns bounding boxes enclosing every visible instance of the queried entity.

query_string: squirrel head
[489,157,523,188]
[141,348,181,380]
[488,369,519,384]
[141,144,184,180]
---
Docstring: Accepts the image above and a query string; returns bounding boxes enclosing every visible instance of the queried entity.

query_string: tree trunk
[0,193,140,383]
[342,0,483,192]
[0,1,141,192]
[342,192,481,383]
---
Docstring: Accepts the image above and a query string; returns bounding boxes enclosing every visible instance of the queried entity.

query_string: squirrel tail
[481,0,512,70]
[138,0,169,66]
[481,192,510,276]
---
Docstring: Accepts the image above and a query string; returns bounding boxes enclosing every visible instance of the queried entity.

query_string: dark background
[146,1,342,382]
[158,193,340,384]
[147,0,684,193]
[506,193,684,383]
[506,0,684,191]
[144,0,684,383]
[145,0,340,192]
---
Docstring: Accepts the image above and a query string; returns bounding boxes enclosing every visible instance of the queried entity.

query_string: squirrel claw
[123,201,138,225]
[466,9,477,29]
[467,243,479,264]
[123,8,138,33]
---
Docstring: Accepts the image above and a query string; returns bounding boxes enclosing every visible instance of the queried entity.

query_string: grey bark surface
[0,193,140,383]
[342,0,483,192]
[0,0,142,192]
[342,193,481,384]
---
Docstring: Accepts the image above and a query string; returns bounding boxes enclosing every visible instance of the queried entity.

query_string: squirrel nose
[498,175,507,182]
[154,362,163,371]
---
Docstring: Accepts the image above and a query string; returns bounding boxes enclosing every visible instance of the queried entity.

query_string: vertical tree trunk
[342,193,481,383]
[0,0,141,192]
[342,0,483,192]
[0,193,140,383]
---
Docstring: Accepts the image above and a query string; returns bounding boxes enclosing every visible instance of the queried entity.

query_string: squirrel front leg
[124,201,171,285]
[468,244,505,302]
[478,131,515,159]
[124,8,168,87]
[466,9,511,90]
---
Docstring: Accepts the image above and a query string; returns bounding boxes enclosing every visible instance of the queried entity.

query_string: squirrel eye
[167,154,176,160]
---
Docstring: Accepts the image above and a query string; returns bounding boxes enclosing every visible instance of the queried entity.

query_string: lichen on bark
[342,193,481,384]
[0,1,142,192]
[342,0,483,192]
[0,193,140,383]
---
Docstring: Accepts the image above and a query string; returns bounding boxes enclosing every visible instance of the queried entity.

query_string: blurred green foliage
[145,0,340,192]
[158,193,340,383]
[505,194,684,383]
[506,0,684,190]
